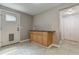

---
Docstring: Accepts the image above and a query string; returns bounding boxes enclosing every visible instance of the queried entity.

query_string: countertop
[29,30,55,32]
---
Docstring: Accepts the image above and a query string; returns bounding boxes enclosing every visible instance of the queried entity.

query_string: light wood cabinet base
[30,31,55,47]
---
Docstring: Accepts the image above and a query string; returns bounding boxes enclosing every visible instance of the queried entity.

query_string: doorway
[60,5,79,43]
[0,10,1,47]
[0,10,20,46]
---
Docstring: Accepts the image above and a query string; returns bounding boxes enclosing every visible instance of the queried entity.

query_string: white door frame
[0,9,20,46]
[0,10,2,47]
[59,4,79,44]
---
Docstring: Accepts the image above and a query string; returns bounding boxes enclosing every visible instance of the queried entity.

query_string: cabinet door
[48,32,53,46]
[30,33,34,41]
[37,35,42,44]
[33,34,37,42]
[42,32,48,46]
[35,32,42,44]
[30,32,37,42]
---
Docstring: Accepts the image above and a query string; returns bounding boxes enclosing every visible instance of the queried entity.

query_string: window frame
[5,12,17,22]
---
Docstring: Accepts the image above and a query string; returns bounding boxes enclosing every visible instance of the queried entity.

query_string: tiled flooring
[0,40,79,55]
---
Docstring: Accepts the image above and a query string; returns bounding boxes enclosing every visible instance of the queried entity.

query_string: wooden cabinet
[30,31,55,47]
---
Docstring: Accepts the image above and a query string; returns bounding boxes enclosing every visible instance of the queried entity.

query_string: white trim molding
[19,39,30,43]
[46,44,60,48]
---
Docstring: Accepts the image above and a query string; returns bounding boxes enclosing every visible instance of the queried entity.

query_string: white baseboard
[38,43,60,48]
[47,44,60,48]
[52,44,60,47]
[19,40,60,48]
[19,39,29,43]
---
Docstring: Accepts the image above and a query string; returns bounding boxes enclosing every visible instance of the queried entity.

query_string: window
[6,14,16,22]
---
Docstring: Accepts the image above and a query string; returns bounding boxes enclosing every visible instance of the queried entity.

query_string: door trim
[0,9,21,46]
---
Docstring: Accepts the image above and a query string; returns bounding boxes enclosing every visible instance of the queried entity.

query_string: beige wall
[0,5,33,40]
[33,3,77,44]
[20,13,33,40]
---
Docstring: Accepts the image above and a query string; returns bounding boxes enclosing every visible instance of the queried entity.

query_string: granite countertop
[29,30,55,32]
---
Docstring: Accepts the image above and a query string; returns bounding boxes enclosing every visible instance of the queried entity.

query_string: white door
[0,10,1,47]
[61,13,79,42]
[1,11,20,46]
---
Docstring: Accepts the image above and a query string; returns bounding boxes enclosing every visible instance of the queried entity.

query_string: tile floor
[0,40,79,55]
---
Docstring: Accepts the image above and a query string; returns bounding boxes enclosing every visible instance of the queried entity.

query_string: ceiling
[0,3,62,15]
